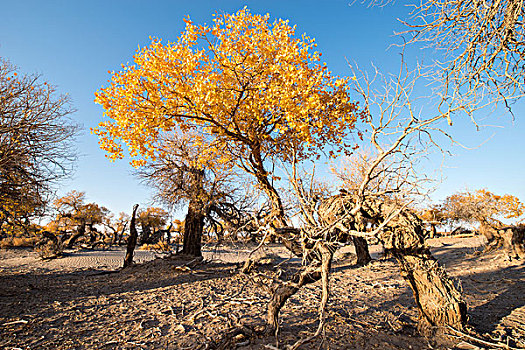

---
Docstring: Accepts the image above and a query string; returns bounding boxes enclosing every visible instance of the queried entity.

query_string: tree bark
[393,250,467,334]
[266,244,333,335]
[181,168,206,257]
[267,266,322,334]
[379,210,467,334]
[182,199,205,257]
[123,204,139,268]
[499,225,525,260]
[352,236,371,265]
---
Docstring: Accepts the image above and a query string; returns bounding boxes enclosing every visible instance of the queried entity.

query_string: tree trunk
[430,224,437,238]
[393,250,467,335]
[65,222,86,249]
[182,199,205,257]
[379,210,467,334]
[123,204,139,268]
[499,225,525,260]
[266,244,333,335]
[117,222,128,245]
[352,236,371,265]
[140,224,152,245]
[267,266,322,334]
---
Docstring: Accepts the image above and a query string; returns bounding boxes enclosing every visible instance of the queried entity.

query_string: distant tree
[418,205,447,238]
[0,58,77,236]
[136,207,168,245]
[441,189,524,245]
[104,211,130,245]
[51,191,110,248]
[137,133,256,256]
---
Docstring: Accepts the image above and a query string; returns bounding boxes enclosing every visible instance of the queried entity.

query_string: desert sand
[1,236,524,349]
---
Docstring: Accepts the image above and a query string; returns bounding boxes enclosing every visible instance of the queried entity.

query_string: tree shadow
[0,257,233,318]
[463,264,525,334]
[336,243,525,337]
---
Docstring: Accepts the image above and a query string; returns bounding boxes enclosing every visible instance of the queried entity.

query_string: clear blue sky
[1,0,523,216]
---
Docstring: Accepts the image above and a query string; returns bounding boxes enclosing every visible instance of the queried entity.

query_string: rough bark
[266,266,322,334]
[379,209,467,334]
[352,236,371,266]
[499,225,525,260]
[266,243,334,335]
[182,199,205,257]
[394,250,467,334]
[123,204,139,268]
[181,168,206,257]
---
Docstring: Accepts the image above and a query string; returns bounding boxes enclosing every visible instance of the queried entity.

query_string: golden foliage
[442,189,524,226]
[93,8,360,168]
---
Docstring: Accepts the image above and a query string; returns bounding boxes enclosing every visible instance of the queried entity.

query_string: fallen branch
[447,326,524,350]
[3,319,29,326]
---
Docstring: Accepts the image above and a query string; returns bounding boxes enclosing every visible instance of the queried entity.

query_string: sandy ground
[0,236,524,349]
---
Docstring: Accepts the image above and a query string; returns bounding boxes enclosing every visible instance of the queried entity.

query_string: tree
[137,133,252,256]
[402,0,525,111]
[94,9,361,341]
[366,0,525,117]
[94,9,468,341]
[94,8,359,250]
[441,189,524,254]
[124,204,139,268]
[0,58,77,235]
[104,211,130,245]
[136,206,168,245]
[51,191,110,248]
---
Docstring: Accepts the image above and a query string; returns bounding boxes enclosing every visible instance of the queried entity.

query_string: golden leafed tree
[442,189,524,251]
[93,8,360,233]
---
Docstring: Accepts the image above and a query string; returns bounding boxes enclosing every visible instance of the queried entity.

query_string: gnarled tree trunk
[266,243,333,335]
[352,236,371,265]
[182,168,206,257]
[379,209,467,334]
[65,222,86,249]
[499,225,525,260]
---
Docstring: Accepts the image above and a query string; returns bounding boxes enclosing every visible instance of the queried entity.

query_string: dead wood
[123,204,139,268]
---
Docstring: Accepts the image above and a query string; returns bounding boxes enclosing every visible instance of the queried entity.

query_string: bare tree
[0,58,77,235]
[253,56,472,345]
[404,0,525,110]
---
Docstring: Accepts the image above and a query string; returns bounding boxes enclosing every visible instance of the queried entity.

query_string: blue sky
[1,0,523,217]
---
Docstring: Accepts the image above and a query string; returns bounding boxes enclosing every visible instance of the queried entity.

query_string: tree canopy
[0,59,77,235]
[441,189,524,228]
[94,7,360,178]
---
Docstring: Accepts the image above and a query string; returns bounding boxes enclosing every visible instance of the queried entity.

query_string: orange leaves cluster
[93,8,360,169]
[443,189,524,225]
